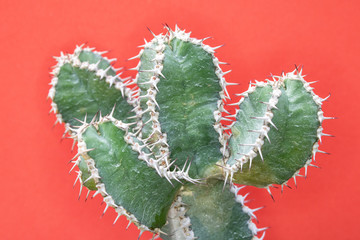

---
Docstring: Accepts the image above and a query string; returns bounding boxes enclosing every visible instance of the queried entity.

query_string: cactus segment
[132,26,226,180]
[228,71,324,188]
[161,180,265,240]
[49,45,136,128]
[75,117,181,233]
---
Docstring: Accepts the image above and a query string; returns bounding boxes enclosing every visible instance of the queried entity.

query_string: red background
[1,0,359,239]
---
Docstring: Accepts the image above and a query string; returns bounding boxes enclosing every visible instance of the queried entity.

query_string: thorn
[293,175,297,188]
[113,213,121,225]
[128,53,141,61]
[126,221,132,230]
[137,230,144,240]
[307,81,318,85]
[85,189,91,202]
[318,150,330,155]
[97,50,108,55]
[223,170,229,191]
[323,116,337,120]
[266,186,275,202]
[73,171,81,188]
[308,163,320,169]
[201,36,212,42]
[78,183,83,200]
[212,44,224,50]
[294,64,299,74]
[101,204,109,218]
[257,146,264,161]
[321,93,331,102]
[322,133,335,138]
[146,26,156,37]
[223,70,232,76]
[164,174,174,187]
[109,104,116,118]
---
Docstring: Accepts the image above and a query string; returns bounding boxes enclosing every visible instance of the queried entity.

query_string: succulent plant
[48,25,332,240]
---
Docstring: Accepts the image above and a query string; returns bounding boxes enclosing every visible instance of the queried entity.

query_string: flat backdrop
[1,0,359,239]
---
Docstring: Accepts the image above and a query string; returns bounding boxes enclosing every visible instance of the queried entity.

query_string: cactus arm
[132,27,227,180]
[49,45,136,128]
[161,180,265,240]
[227,71,325,188]
[157,36,223,179]
[75,117,181,234]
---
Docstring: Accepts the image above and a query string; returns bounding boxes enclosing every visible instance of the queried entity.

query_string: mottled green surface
[233,79,320,187]
[78,157,97,191]
[82,122,180,229]
[228,85,273,166]
[180,180,253,240]
[156,38,222,178]
[54,50,133,126]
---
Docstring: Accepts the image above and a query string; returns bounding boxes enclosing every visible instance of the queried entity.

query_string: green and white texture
[48,26,332,240]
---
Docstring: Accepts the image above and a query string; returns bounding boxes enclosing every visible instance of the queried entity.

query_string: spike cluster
[48,25,332,240]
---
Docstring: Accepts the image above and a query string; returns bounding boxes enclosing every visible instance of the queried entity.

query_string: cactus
[48,26,332,240]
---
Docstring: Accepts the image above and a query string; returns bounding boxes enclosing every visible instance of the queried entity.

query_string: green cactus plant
[48,26,332,240]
